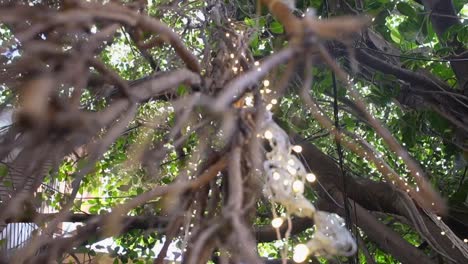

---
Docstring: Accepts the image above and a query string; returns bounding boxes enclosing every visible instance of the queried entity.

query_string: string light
[306,173,316,182]
[244,96,253,107]
[263,80,270,87]
[441,231,446,236]
[273,171,281,180]
[292,145,302,153]
[264,130,273,139]
[464,239,468,243]
[292,180,305,193]
[230,53,235,59]
[266,104,273,110]
[254,61,260,66]
[261,112,356,261]
[271,217,284,228]
[293,244,310,263]
[287,166,297,175]
[271,99,278,105]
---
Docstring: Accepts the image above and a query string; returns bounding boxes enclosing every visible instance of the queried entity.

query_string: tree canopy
[0,0,468,263]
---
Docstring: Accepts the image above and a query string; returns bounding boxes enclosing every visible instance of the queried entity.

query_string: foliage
[0,0,468,263]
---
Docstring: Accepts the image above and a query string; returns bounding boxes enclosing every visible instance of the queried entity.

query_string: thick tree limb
[294,134,468,263]
[355,49,468,133]
[420,0,468,91]
[254,217,313,243]
[317,195,435,264]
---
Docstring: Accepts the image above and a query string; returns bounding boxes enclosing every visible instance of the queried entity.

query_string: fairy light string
[220,1,454,260]
[260,111,357,262]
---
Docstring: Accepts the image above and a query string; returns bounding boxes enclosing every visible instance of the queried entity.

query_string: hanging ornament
[261,111,356,261]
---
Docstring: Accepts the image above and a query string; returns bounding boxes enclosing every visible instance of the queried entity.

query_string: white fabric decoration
[261,111,357,259]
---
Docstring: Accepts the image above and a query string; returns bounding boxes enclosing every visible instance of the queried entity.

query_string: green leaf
[177,84,188,96]
[244,17,255,27]
[396,2,416,17]
[0,164,8,177]
[456,26,468,44]
[398,20,420,42]
[367,1,383,13]
[400,113,418,148]
[425,111,450,134]
[449,180,468,205]
[3,180,12,187]
[270,21,284,34]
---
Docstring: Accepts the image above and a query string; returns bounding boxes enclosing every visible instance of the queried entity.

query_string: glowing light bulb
[441,231,446,235]
[226,33,230,37]
[266,104,273,110]
[464,238,468,243]
[273,172,281,180]
[292,180,304,193]
[265,88,272,94]
[293,244,309,263]
[230,53,235,59]
[244,97,253,107]
[254,61,260,66]
[288,159,295,165]
[292,145,302,153]
[271,217,284,228]
[263,80,270,87]
[306,173,316,182]
[264,130,273,139]
[271,99,278,105]
[287,166,297,175]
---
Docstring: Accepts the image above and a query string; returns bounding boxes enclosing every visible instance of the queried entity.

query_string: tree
[0,0,467,263]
